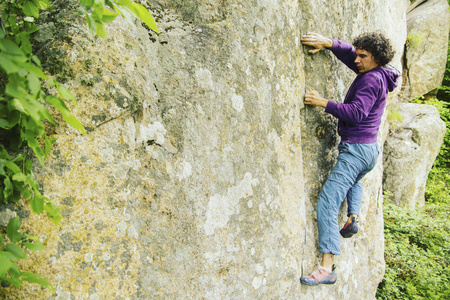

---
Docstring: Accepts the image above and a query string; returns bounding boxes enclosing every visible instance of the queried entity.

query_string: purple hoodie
[324,39,400,144]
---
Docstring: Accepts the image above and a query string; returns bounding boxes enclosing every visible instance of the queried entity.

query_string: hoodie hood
[380,64,401,92]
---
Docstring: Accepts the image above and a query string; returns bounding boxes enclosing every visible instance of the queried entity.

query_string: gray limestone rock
[383,103,446,209]
[402,0,450,100]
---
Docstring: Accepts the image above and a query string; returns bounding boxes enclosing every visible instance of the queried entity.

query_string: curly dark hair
[353,32,395,66]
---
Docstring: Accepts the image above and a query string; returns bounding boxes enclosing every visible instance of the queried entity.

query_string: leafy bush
[0,217,52,290]
[377,196,450,299]
[413,97,450,169]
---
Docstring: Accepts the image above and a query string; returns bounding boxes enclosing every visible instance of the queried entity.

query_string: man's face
[354,48,379,73]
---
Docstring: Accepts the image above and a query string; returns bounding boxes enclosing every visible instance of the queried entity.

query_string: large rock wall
[1,0,410,299]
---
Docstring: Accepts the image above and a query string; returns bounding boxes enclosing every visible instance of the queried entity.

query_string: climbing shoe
[300,265,337,286]
[340,216,358,238]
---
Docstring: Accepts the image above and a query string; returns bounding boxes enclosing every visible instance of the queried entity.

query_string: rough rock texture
[401,0,450,100]
[2,0,444,299]
[382,0,449,209]
[383,103,446,209]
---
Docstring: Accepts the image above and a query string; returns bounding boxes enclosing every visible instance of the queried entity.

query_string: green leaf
[86,14,97,36]
[91,4,105,22]
[22,188,32,200]
[56,84,76,106]
[24,133,45,166]
[95,21,107,38]
[81,0,95,8]
[36,0,50,10]
[0,252,16,277]
[9,98,26,113]
[6,76,28,99]
[0,249,18,261]
[24,158,34,174]
[12,93,55,126]
[21,272,53,290]
[21,1,40,18]
[16,60,47,79]
[0,106,20,129]
[47,96,85,134]
[131,3,160,33]
[0,39,24,57]
[30,194,45,215]
[3,177,14,201]
[0,118,11,129]
[6,217,22,243]
[44,136,57,160]
[101,7,119,23]
[23,241,44,252]
[12,172,28,183]
[31,55,42,67]
[27,73,41,96]
[117,0,133,8]
[16,31,33,55]
[0,145,11,160]
[0,53,21,74]
[44,202,62,224]
[2,159,22,174]
[113,4,135,27]
[5,273,24,288]
[5,244,26,259]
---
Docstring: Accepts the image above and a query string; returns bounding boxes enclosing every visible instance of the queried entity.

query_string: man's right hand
[304,90,329,108]
[301,33,333,54]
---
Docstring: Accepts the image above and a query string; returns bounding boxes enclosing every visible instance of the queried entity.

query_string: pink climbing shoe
[300,265,337,286]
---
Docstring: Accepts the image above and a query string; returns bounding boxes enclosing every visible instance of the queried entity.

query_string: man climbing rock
[299,32,400,286]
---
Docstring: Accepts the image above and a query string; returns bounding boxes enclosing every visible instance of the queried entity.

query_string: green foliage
[377,194,450,299]
[1,0,72,222]
[1,0,159,291]
[413,97,450,169]
[425,168,450,204]
[0,217,52,290]
[78,0,160,38]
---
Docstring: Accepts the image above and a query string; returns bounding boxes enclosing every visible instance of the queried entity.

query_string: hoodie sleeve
[329,39,358,74]
[325,73,382,124]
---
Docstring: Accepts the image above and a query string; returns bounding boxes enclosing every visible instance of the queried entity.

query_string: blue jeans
[317,142,379,255]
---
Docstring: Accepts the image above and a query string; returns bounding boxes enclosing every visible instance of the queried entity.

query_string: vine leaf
[20,272,53,290]
[6,217,22,243]
[23,239,45,251]
[21,1,40,18]
[44,202,62,224]
[5,244,27,260]
[47,96,86,134]
[30,194,45,215]
[0,253,16,276]
[129,2,159,33]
